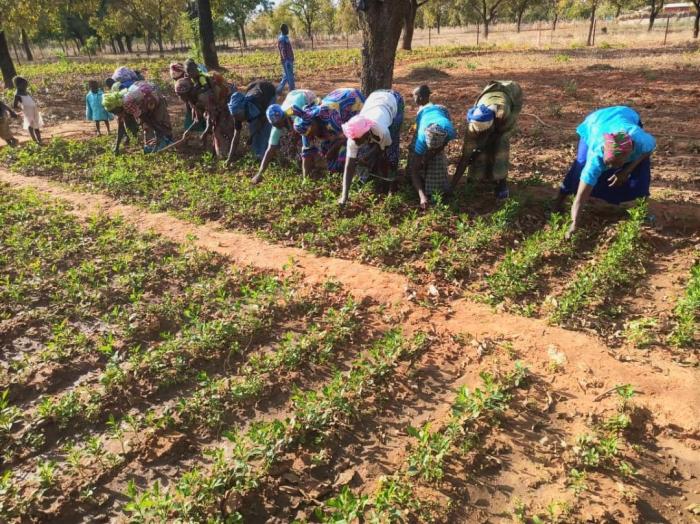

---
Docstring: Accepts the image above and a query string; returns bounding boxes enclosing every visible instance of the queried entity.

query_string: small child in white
[85,80,113,136]
[12,76,43,145]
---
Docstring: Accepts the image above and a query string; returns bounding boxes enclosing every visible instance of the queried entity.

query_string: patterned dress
[301,88,365,173]
[123,81,173,149]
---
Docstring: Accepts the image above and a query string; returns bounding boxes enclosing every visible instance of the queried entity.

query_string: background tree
[646,0,664,30]
[219,0,270,48]
[358,0,408,93]
[336,0,361,36]
[288,0,322,43]
[463,0,508,38]
[402,0,431,50]
[509,0,532,31]
[423,0,451,33]
[693,0,700,37]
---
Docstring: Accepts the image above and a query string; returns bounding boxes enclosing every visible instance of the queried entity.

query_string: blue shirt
[577,106,656,186]
[86,90,113,122]
[413,104,456,155]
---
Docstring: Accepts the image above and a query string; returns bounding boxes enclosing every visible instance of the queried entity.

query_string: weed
[668,262,699,348]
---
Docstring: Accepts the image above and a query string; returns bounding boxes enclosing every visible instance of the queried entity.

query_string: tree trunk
[11,41,21,65]
[0,31,17,88]
[110,37,118,54]
[517,11,524,32]
[240,23,247,47]
[402,0,417,50]
[483,17,490,39]
[695,4,700,37]
[648,0,664,30]
[197,0,220,69]
[125,35,134,53]
[615,5,622,17]
[21,28,33,61]
[359,0,408,94]
[157,31,164,56]
[552,11,559,30]
[587,4,597,45]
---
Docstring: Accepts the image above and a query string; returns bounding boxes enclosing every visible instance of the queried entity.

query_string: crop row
[1,298,362,522]
[120,329,427,523]
[311,363,529,522]
[668,261,699,348]
[547,200,648,325]
[1,139,539,284]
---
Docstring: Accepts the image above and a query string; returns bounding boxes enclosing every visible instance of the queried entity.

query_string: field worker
[175,72,234,158]
[0,99,19,147]
[170,62,200,133]
[110,66,142,91]
[409,102,456,209]
[122,81,173,153]
[184,58,211,90]
[556,105,656,238]
[102,89,140,155]
[293,87,365,179]
[226,80,277,165]
[412,84,432,108]
[338,89,404,205]
[13,76,43,146]
[276,24,295,95]
[85,80,113,136]
[254,88,318,184]
[452,80,523,200]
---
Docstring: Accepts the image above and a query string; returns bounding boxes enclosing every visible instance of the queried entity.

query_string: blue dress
[86,90,113,122]
[560,106,655,205]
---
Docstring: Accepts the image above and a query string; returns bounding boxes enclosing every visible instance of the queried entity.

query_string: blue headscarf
[467,103,495,123]
[266,104,286,125]
[228,92,246,116]
[292,104,319,136]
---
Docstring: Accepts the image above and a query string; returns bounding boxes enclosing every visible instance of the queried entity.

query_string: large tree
[694,0,699,38]
[197,0,219,68]
[358,0,408,94]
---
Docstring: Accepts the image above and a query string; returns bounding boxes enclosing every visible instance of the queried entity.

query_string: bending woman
[557,105,656,238]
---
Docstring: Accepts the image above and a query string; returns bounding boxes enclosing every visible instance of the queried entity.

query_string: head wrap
[467,104,496,133]
[102,90,125,112]
[292,105,318,136]
[425,123,449,150]
[266,104,286,125]
[342,115,374,140]
[123,81,158,118]
[170,63,185,80]
[228,92,246,116]
[603,132,634,164]
[175,77,193,95]
[112,67,138,86]
[12,76,28,90]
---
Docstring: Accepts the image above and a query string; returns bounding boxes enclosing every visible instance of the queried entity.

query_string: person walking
[276,24,295,95]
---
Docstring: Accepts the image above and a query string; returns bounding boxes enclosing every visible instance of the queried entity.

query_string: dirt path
[1,167,697,437]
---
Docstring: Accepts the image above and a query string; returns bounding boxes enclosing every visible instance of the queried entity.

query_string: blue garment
[86,90,113,122]
[276,60,295,95]
[413,104,456,155]
[576,106,656,186]
[560,138,651,205]
[277,34,294,62]
[248,117,272,160]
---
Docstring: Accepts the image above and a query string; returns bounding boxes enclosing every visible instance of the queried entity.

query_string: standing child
[276,24,295,95]
[12,76,43,145]
[86,80,113,136]
[0,100,19,147]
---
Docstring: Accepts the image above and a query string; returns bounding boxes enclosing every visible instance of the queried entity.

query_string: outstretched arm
[255,144,279,181]
[410,154,429,209]
[568,180,594,238]
[226,125,242,166]
[339,157,358,205]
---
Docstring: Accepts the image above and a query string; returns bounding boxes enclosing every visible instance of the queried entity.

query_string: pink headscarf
[603,132,634,164]
[342,115,374,140]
